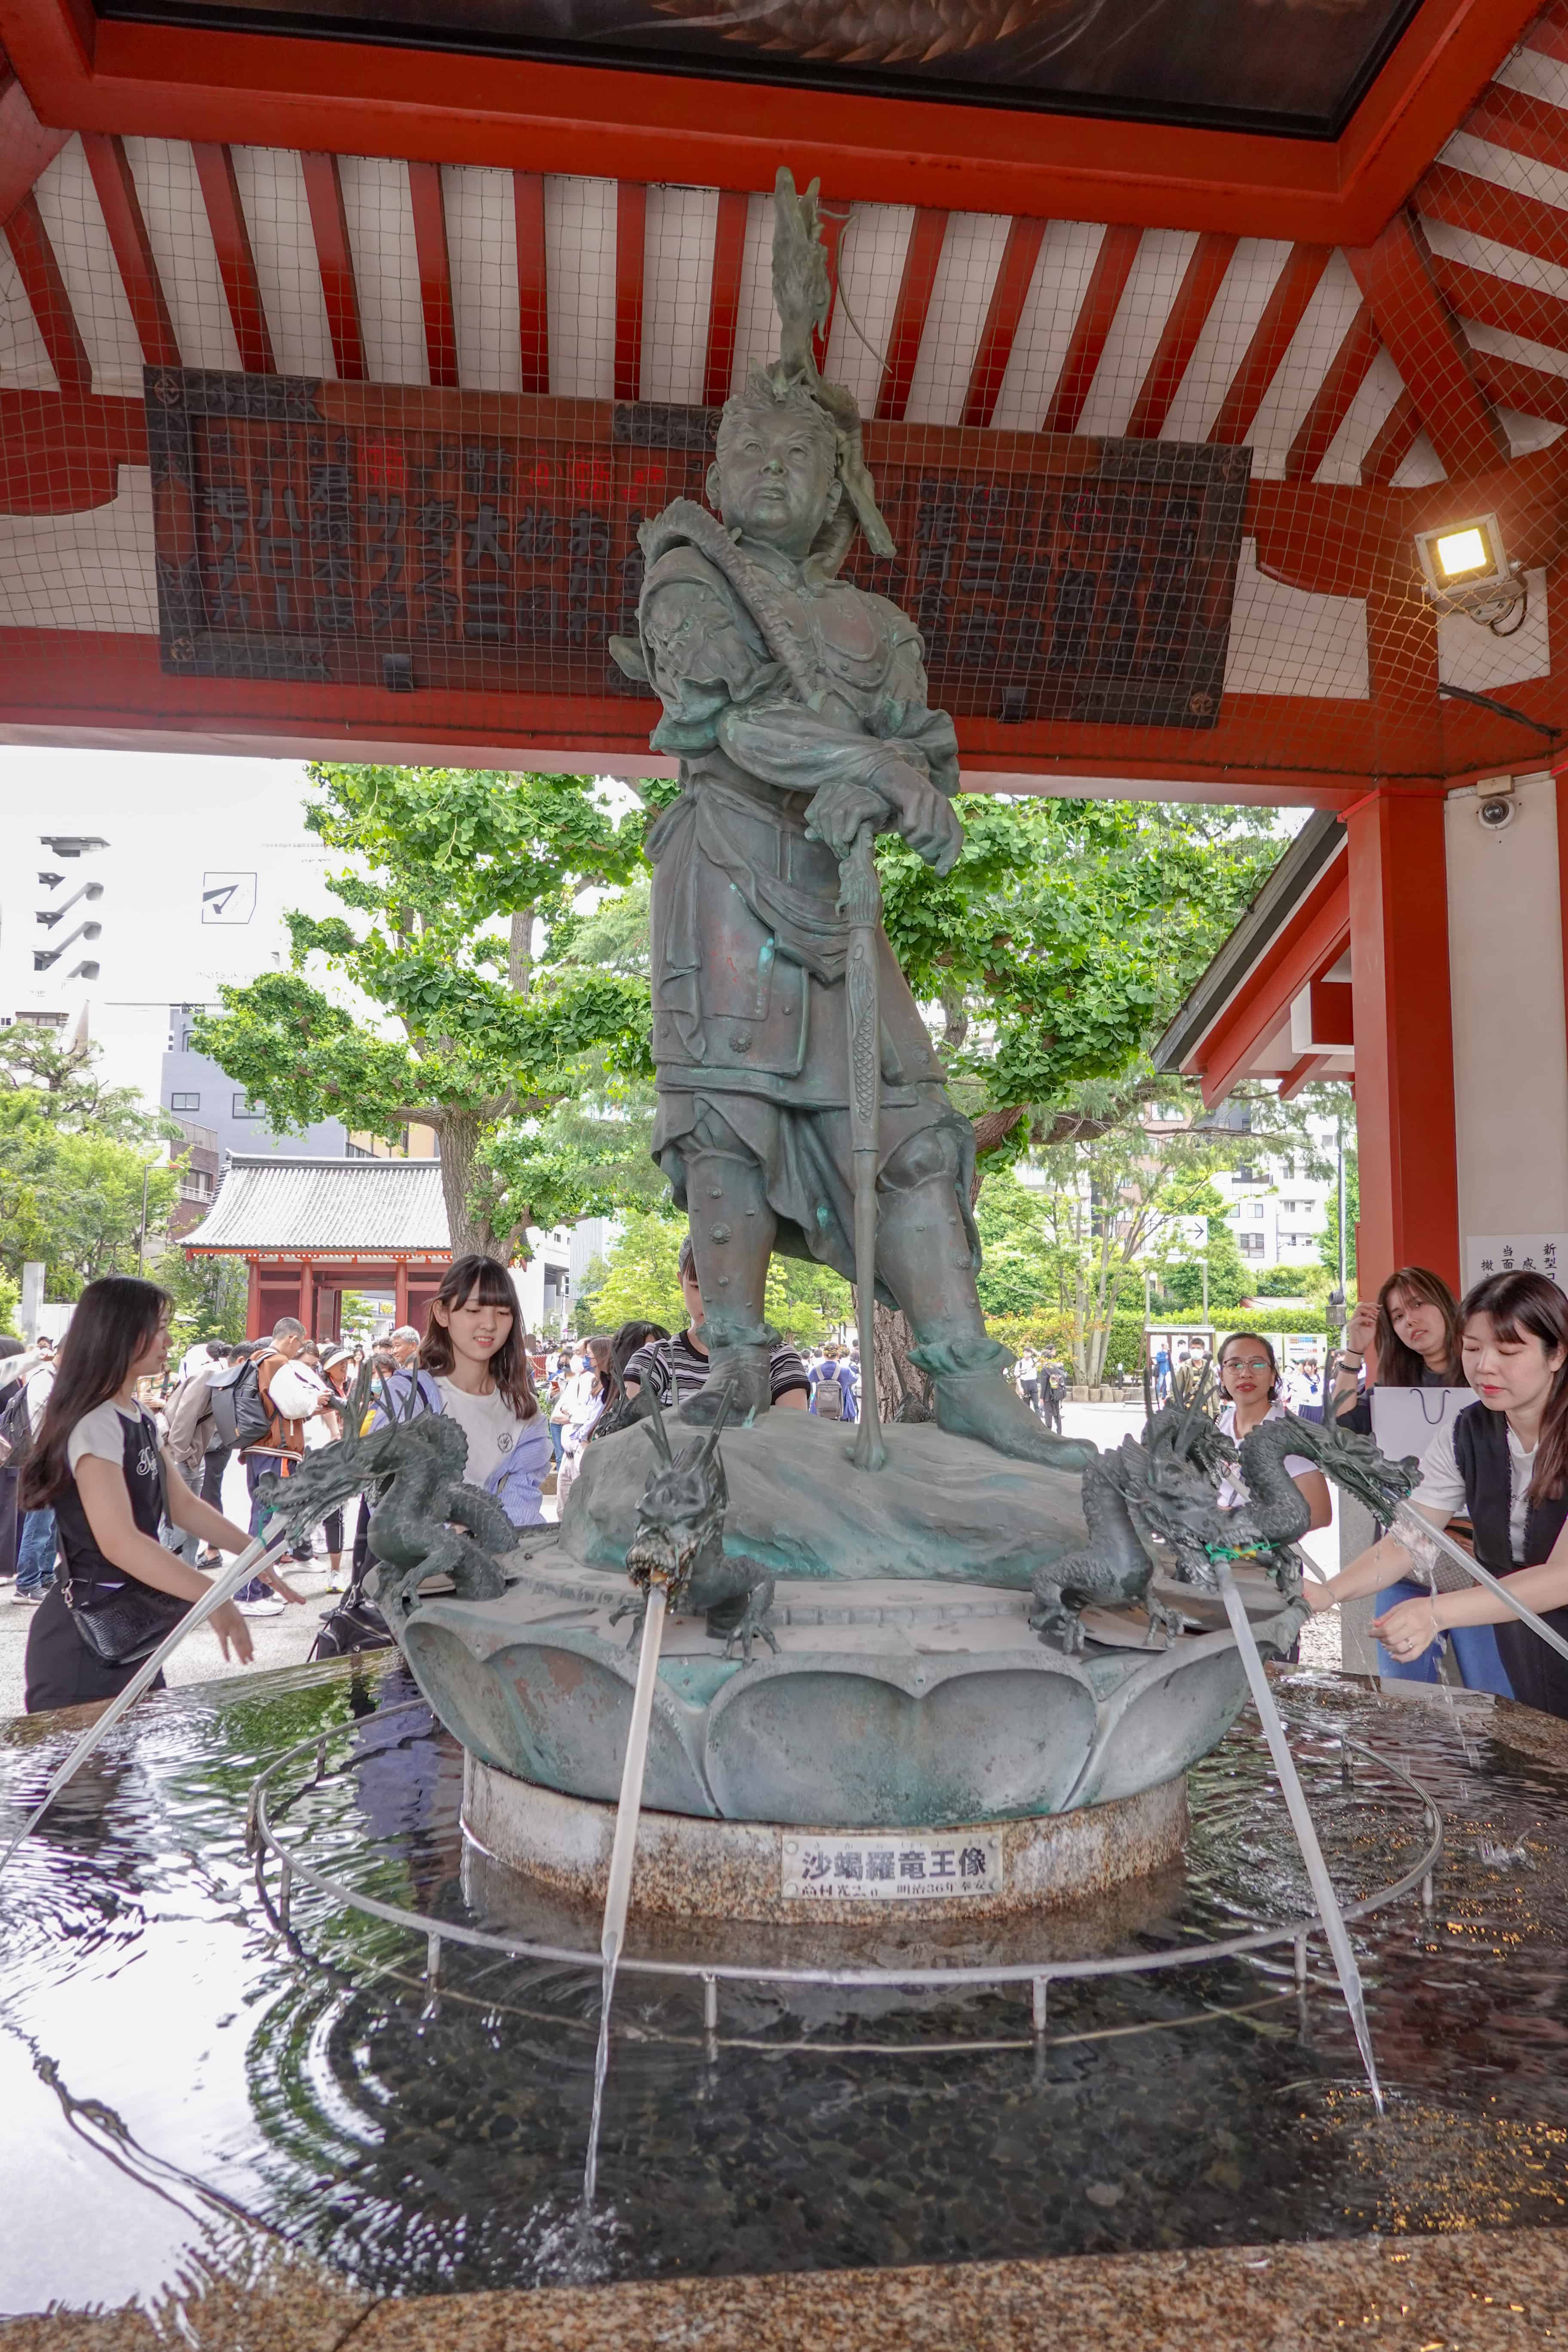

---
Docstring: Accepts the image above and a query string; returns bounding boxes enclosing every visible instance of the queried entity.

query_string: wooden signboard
[147,369,1249,730]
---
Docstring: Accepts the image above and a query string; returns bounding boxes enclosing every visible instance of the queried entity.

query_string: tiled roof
[183,1156,448,1254]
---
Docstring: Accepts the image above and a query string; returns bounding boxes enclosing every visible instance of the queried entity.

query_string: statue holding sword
[612,169,1087,1475]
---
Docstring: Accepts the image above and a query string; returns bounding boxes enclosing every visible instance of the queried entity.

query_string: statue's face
[711,402,839,557]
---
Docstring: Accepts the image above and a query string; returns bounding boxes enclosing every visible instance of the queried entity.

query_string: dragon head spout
[624,1387,734,1614]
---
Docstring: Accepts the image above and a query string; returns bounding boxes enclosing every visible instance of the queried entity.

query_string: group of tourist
[9,1235,1568,1730]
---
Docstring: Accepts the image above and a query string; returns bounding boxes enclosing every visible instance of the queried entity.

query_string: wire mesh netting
[3,7,1568,781]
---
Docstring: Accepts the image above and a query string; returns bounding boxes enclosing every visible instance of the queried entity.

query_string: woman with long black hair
[22,1276,297,1713]
[1308,1270,1568,1718]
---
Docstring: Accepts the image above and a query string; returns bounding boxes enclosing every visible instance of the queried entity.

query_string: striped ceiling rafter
[1207,244,1332,447]
[1124,230,1237,440]
[875,206,948,424]
[300,150,365,383]
[3,188,91,391]
[81,131,180,371]
[192,142,276,375]
[1041,224,1143,437]
[961,215,1047,429]
[407,159,458,391]
[514,171,549,398]
[12,6,1568,510]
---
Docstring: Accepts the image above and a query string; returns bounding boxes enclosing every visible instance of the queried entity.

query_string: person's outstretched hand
[211,1600,255,1664]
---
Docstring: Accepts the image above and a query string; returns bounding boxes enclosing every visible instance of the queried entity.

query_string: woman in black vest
[21,1276,293,1713]
[1308,1270,1568,1718]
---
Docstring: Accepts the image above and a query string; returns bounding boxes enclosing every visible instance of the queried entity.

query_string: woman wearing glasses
[1213,1331,1332,1532]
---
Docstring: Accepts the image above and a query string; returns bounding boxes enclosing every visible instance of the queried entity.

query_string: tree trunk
[437,1110,494,1259]
[871,1298,932,1423]
[508,907,534,998]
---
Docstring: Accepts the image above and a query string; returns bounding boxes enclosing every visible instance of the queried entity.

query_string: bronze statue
[612,169,1087,1473]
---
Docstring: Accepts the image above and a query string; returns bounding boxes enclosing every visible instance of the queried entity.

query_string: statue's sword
[840,820,887,1473]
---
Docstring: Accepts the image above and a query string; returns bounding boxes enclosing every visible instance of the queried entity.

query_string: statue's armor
[635,526,976,1286]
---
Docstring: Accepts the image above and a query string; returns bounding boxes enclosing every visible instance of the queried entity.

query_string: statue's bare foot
[933,1372,1097,1474]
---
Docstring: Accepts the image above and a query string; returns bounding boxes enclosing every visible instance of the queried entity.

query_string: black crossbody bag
[66,1412,194,1668]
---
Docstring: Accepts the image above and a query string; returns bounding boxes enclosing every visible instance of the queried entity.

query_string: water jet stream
[585,1581,668,2207]
[1387,1498,1568,1672]
[0,1527,296,1877]
[1216,1561,1385,2115]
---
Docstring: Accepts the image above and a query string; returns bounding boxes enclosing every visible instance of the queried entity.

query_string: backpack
[0,1382,33,1469]
[207,1358,273,1450]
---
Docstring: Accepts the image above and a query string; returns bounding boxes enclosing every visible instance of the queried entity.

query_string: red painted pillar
[246,1258,260,1341]
[298,1261,312,1334]
[1346,790,1460,1297]
[394,1262,409,1329]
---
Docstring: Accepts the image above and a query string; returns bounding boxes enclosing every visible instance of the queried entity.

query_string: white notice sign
[781,1832,1004,1901]
[1464,1235,1568,1294]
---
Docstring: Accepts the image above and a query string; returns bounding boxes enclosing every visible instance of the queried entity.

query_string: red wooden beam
[961,214,1047,429]
[615,180,646,406]
[1429,251,1568,355]
[1360,389,1424,485]
[1469,345,1568,426]
[1278,1053,1339,1102]
[1522,0,1568,60]
[1464,80,1568,178]
[300,149,364,382]
[514,168,548,397]
[191,141,275,374]
[1348,211,1506,476]
[0,0,1541,248]
[875,206,948,423]
[702,187,748,408]
[406,160,457,390]
[1347,793,1459,1293]
[80,130,180,370]
[1041,224,1142,437]
[1283,304,1383,479]
[1208,243,1332,445]
[0,58,70,227]
[1418,162,1568,278]
[1124,230,1237,440]
[1188,862,1351,1106]
[2,192,91,392]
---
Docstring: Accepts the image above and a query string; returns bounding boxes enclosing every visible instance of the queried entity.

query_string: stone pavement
[0,1403,1339,1718]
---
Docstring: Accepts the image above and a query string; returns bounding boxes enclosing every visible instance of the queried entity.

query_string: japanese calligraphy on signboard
[147,369,1248,729]
[781,1831,1004,1900]
[1464,1235,1568,1294]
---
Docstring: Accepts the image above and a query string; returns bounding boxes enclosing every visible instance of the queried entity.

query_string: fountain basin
[462,1751,1191,1921]
[401,1559,1262,1828]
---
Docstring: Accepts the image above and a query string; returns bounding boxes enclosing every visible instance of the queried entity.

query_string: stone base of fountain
[401,1551,1261,1829]
[462,1750,1189,1922]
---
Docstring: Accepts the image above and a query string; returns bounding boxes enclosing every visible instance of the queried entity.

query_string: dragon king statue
[1030,1380,1422,1656]
[610,1389,779,1660]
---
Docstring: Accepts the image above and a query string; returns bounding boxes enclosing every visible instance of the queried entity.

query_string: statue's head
[709,364,842,558]
[701,168,896,573]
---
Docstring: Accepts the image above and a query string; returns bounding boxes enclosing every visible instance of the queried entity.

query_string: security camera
[1475,776,1518,833]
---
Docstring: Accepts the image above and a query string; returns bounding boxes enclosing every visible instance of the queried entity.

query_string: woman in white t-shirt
[1212,1331,1331,1531]
[377,1256,549,1535]
[21,1276,300,1712]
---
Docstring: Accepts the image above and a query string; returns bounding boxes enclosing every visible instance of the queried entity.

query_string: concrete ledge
[461,1752,1189,1922]
[5,2226,1563,2350]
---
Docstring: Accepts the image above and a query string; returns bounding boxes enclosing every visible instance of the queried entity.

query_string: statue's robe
[633,509,980,1290]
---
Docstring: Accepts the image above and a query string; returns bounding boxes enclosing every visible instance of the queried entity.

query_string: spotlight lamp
[1415,513,1525,630]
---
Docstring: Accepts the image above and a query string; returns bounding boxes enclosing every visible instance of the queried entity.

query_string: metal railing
[246,1699,1444,2052]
